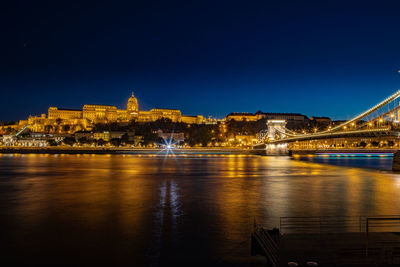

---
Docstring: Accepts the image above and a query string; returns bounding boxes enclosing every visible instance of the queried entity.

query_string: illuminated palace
[14,93,204,133]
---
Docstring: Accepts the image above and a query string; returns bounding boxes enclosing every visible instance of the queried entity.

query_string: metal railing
[280,215,400,234]
[252,223,279,267]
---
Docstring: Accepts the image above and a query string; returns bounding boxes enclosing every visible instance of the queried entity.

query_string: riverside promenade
[0,147,250,155]
[290,149,397,155]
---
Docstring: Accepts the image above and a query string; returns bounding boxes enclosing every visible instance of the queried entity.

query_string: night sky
[2,0,400,121]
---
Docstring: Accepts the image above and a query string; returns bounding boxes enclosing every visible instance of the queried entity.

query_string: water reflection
[297,154,393,170]
[0,154,400,265]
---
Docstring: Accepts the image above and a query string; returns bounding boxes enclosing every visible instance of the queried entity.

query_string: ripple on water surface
[0,154,399,265]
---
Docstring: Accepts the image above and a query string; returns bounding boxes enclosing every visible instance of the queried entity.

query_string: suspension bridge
[258,90,400,155]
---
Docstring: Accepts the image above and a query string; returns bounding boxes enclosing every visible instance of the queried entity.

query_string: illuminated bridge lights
[301,89,400,136]
[315,152,393,157]
[264,90,400,147]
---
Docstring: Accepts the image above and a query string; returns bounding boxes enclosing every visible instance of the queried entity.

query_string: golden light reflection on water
[1,154,400,263]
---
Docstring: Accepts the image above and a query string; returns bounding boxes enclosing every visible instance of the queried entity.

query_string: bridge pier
[265,143,289,155]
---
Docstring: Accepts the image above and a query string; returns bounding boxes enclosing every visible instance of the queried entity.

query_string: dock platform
[252,216,400,266]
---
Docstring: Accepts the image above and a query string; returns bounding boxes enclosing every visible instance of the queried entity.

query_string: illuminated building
[93,131,111,141]
[181,115,205,124]
[310,116,332,124]
[262,113,307,123]
[0,92,206,135]
[83,105,118,121]
[225,112,259,121]
[17,138,48,147]
[224,112,308,130]
[46,92,199,124]
[147,108,181,122]
[136,110,152,122]
[127,92,139,115]
[48,107,82,119]
[225,111,308,123]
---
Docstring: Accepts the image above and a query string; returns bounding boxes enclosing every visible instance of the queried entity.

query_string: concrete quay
[0,147,250,155]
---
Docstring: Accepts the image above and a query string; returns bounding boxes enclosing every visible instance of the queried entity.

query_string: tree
[78,137,91,145]
[96,139,107,146]
[56,118,63,125]
[0,121,16,126]
[63,136,76,146]
[110,138,121,147]
[359,141,367,148]
[44,125,53,133]
[48,140,58,146]
[62,125,71,133]
[371,141,379,147]
[121,133,130,144]
[5,127,16,135]
[187,125,213,147]
[71,124,84,133]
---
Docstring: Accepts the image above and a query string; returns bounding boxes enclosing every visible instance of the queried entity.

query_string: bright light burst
[158,136,180,156]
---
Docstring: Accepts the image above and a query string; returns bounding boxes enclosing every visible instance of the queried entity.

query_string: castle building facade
[48,107,82,120]
[15,92,205,134]
[0,92,208,135]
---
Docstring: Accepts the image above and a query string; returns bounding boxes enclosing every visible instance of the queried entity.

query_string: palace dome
[127,92,139,113]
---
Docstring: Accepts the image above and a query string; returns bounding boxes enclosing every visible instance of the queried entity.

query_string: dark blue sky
[1,0,400,121]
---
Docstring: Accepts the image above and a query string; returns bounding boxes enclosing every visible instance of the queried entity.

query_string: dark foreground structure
[252,216,400,266]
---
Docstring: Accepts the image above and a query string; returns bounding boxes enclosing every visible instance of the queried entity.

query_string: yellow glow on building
[6,92,206,135]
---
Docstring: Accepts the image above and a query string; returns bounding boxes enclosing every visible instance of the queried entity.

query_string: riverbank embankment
[0,147,251,155]
[291,149,397,155]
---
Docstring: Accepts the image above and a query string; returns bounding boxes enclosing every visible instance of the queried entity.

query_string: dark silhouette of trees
[44,125,53,133]
[48,140,58,146]
[371,141,379,147]
[0,121,16,126]
[226,119,266,136]
[96,139,107,146]
[63,136,76,146]
[110,138,122,147]
[359,141,367,148]
[78,137,92,145]
[62,125,71,132]
[89,118,258,147]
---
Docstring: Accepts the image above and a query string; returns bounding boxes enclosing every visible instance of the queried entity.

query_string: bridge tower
[266,120,287,141]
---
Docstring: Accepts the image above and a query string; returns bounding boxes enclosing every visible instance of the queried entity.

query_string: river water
[0,153,400,265]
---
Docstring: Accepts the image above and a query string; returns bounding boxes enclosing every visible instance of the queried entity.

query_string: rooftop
[55,108,82,111]
[226,112,256,116]
[151,108,181,111]
[84,104,117,107]
[262,112,306,116]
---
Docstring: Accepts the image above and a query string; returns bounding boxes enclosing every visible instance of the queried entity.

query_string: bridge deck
[268,128,399,144]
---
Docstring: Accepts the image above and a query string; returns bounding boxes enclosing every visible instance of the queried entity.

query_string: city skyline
[2,1,400,121]
[1,90,326,122]
[3,2,400,266]
[1,87,399,122]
